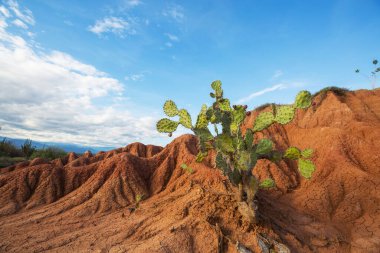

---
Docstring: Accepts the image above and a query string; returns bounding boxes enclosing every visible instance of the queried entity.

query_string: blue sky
[0,0,379,147]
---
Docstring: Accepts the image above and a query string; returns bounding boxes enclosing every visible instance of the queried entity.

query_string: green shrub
[156,81,315,224]
[0,138,23,157]
[30,146,67,160]
[21,139,36,159]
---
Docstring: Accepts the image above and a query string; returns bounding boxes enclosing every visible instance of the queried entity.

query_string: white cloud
[11,18,27,29]
[165,33,179,42]
[6,0,34,25]
[88,17,136,37]
[125,73,144,81]
[0,5,10,18]
[271,70,283,80]
[237,84,286,104]
[162,4,185,22]
[0,21,161,147]
[125,0,142,7]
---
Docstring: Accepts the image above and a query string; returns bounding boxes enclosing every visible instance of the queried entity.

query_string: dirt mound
[0,89,379,252]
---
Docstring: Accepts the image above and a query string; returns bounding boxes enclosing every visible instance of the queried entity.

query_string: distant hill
[0,136,115,154]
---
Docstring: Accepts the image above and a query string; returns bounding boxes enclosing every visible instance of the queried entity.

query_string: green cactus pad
[275,105,295,124]
[284,147,301,160]
[211,80,223,98]
[196,151,208,162]
[230,106,245,135]
[301,148,313,158]
[211,80,222,91]
[259,178,275,188]
[298,158,315,179]
[163,100,178,117]
[256,139,273,155]
[236,151,251,171]
[294,90,312,109]
[181,163,194,174]
[156,118,179,133]
[215,134,235,153]
[228,168,242,185]
[193,127,213,142]
[210,92,216,98]
[218,99,231,111]
[195,104,209,129]
[245,129,254,149]
[178,109,192,129]
[250,151,258,168]
[253,111,274,132]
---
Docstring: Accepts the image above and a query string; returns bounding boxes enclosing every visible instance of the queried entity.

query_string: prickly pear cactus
[156,80,315,224]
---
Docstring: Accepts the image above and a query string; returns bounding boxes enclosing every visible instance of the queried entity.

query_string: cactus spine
[157,81,315,224]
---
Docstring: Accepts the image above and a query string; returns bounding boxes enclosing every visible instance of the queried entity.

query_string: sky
[0,0,379,148]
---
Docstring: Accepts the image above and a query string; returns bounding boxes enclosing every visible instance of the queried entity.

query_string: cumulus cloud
[162,4,185,22]
[88,17,136,37]
[0,5,161,147]
[237,84,286,104]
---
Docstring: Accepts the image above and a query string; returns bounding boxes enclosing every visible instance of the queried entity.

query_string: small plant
[156,81,315,224]
[181,163,194,174]
[355,59,379,89]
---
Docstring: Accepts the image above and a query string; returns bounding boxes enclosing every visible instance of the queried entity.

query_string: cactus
[156,80,315,224]
[253,112,275,132]
[275,105,295,124]
[294,91,312,109]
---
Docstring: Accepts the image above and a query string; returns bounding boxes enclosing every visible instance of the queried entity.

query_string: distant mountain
[0,136,115,154]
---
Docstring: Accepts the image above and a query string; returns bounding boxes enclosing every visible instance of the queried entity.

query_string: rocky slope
[0,88,379,253]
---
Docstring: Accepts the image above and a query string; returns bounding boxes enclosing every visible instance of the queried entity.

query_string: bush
[30,146,67,160]
[21,139,36,158]
[156,81,315,224]
[0,138,23,157]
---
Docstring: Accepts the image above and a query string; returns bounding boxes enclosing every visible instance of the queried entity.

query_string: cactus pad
[196,151,208,162]
[244,129,254,149]
[218,99,231,111]
[215,134,235,153]
[253,111,274,132]
[236,151,251,170]
[178,109,192,129]
[256,139,273,155]
[195,104,209,129]
[156,118,179,133]
[163,100,178,117]
[294,90,312,109]
[211,80,222,91]
[284,147,301,160]
[275,105,295,124]
[298,158,315,179]
[259,178,275,188]
[301,148,313,158]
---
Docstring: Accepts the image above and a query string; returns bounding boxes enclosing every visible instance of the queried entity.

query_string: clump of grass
[253,103,271,112]
[312,86,350,98]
